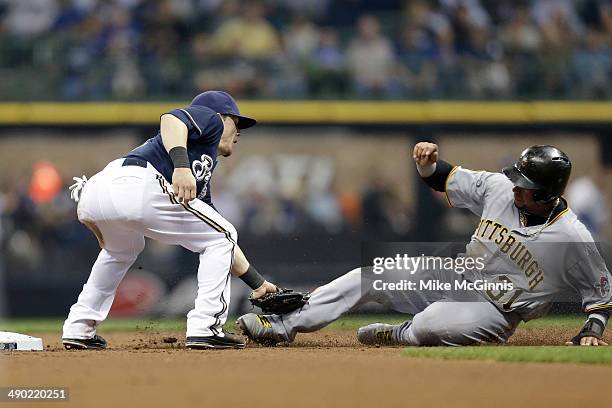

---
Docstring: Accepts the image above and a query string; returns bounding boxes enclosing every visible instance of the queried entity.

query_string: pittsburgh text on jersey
[475,218,544,290]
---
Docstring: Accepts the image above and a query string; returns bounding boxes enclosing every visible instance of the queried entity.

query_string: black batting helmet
[502,145,572,205]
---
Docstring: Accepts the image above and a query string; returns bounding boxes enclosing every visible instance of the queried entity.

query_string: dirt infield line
[2,331,612,408]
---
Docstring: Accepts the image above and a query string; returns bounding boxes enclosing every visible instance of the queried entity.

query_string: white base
[0,331,43,351]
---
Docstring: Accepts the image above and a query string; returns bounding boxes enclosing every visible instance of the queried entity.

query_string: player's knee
[338,267,363,288]
[347,267,362,276]
[409,303,462,346]
[407,311,440,346]
[102,237,145,263]
[101,247,140,264]
[409,303,483,346]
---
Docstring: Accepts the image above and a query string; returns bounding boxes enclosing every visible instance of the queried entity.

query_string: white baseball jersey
[446,167,612,321]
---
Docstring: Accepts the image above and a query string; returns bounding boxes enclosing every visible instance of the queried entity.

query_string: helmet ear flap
[533,189,557,205]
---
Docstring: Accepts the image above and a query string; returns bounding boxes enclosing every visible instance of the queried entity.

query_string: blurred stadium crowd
[0,159,416,278]
[0,0,611,101]
[0,163,90,277]
[0,0,611,290]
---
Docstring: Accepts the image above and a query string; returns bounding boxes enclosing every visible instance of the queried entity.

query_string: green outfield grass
[0,314,585,334]
[402,346,612,365]
[0,318,187,334]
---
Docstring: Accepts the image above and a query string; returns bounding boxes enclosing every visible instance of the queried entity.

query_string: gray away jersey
[446,167,612,321]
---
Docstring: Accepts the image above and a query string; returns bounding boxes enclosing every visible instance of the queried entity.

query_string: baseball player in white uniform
[238,143,611,347]
[62,91,277,350]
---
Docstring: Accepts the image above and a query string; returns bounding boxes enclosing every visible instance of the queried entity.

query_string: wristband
[169,146,190,168]
[571,317,605,344]
[416,162,437,178]
[239,265,265,290]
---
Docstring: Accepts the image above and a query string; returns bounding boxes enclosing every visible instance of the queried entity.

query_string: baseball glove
[249,288,310,314]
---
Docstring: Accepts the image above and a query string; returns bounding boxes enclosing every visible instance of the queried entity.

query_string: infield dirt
[2,326,611,408]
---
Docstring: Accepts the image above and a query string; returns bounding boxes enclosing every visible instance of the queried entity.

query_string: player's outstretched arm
[160,114,197,203]
[231,245,278,299]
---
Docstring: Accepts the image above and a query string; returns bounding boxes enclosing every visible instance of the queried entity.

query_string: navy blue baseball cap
[190,91,257,129]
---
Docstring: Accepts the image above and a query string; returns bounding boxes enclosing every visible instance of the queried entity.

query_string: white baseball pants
[63,159,237,339]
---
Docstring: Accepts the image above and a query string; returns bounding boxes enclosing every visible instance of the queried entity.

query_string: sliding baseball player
[238,143,611,346]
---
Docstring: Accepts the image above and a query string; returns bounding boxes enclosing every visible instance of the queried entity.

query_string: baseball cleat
[357,323,401,346]
[63,334,107,350]
[236,313,284,346]
[186,331,245,349]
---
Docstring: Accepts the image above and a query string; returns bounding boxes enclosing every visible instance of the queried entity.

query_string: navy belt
[122,157,147,168]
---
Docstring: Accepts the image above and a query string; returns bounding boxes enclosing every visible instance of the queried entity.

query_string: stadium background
[0,0,610,320]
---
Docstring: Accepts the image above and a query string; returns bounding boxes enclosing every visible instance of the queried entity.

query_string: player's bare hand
[251,280,278,300]
[413,142,439,166]
[565,336,608,346]
[172,168,197,203]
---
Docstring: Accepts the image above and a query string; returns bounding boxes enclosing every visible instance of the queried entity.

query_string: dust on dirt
[1,326,611,408]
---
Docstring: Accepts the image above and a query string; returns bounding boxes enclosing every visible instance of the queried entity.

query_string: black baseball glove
[249,288,310,314]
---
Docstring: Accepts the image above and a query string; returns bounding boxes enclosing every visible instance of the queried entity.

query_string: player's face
[218,115,240,157]
[512,186,537,212]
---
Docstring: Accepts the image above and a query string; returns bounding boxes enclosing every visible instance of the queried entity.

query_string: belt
[122,157,147,168]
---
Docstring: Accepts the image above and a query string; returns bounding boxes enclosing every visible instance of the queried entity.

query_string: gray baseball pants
[266,267,521,346]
